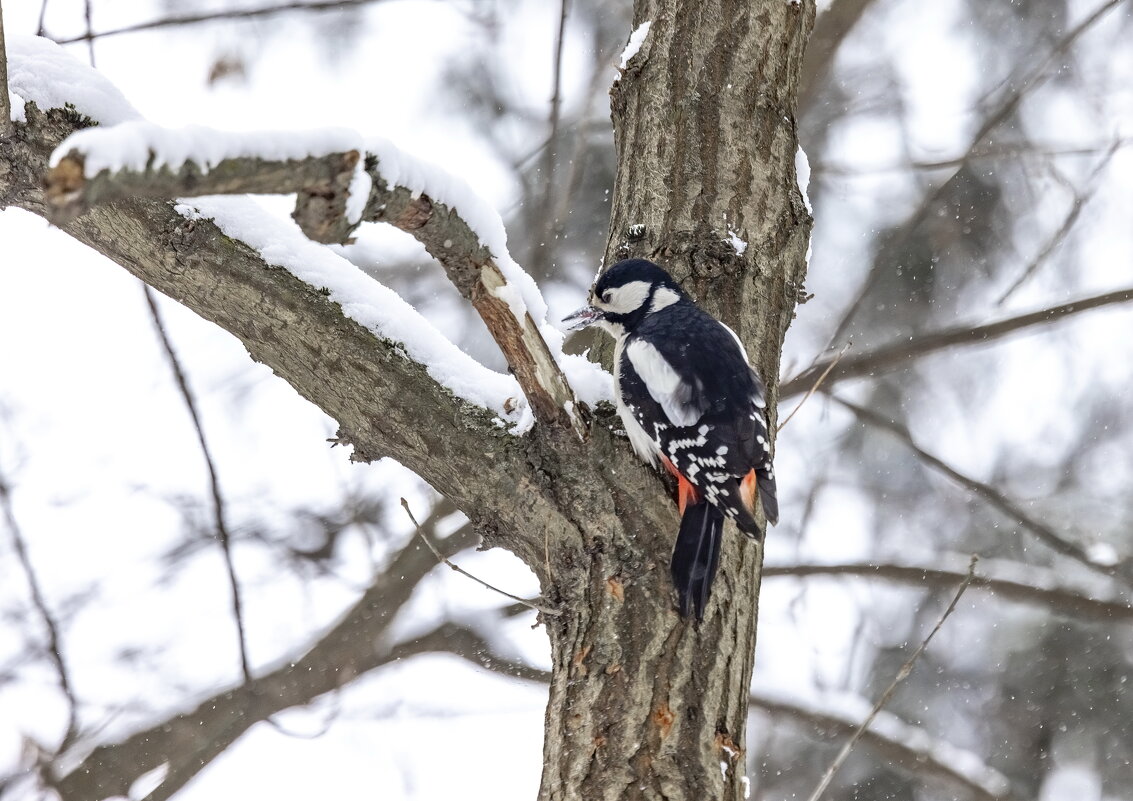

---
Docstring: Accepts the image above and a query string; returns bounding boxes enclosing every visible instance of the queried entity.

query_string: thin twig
[805,556,979,801]
[820,0,1124,350]
[36,0,51,36]
[82,0,95,66]
[142,287,253,682]
[763,560,1131,623]
[530,0,570,279]
[996,140,1121,304]
[834,396,1128,585]
[400,498,560,616]
[814,137,1133,177]
[0,0,11,139]
[778,343,849,432]
[781,285,1133,398]
[0,465,80,750]
[52,0,400,44]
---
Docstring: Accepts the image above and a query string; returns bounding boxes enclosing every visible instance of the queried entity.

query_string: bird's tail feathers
[670,499,725,620]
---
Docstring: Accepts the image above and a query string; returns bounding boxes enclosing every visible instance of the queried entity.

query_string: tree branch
[781,286,1133,398]
[51,0,400,44]
[995,141,1120,304]
[45,127,588,436]
[806,557,976,801]
[799,0,877,103]
[764,559,1133,623]
[6,105,608,581]
[0,463,80,752]
[142,286,252,682]
[820,0,1124,350]
[833,395,1130,585]
[751,691,1020,801]
[53,517,480,801]
[0,0,10,139]
[368,619,1021,801]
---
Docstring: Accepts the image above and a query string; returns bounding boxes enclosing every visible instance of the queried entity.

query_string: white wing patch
[614,338,660,465]
[626,339,705,426]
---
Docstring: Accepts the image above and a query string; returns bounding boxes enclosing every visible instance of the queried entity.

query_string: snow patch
[727,229,748,256]
[362,138,612,407]
[795,144,812,214]
[1086,541,1119,567]
[178,196,531,430]
[345,161,372,224]
[51,121,364,175]
[6,34,139,124]
[127,762,169,801]
[619,21,652,69]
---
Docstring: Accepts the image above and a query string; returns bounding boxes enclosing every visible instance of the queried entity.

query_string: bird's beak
[562,305,603,331]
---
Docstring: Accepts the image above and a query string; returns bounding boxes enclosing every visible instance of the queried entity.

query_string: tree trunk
[537,1,814,799]
[1,2,812,795]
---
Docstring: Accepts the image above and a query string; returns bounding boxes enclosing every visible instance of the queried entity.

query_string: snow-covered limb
[751,689,1019,801]
[45,119,607,436]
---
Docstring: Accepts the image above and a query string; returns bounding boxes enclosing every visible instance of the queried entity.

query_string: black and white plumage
[564,258,778,619]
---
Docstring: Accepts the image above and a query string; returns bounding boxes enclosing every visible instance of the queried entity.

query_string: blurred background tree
[1,0,1132,799]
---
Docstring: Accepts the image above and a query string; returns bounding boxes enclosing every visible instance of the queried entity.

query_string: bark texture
[1,0,814,795]
[537,2,814,799]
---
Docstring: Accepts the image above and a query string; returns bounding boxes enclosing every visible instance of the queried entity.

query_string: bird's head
[562,259,687,337]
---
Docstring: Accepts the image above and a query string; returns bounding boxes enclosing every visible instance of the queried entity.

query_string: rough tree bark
[536,2,813,799]
[1,0,813,798]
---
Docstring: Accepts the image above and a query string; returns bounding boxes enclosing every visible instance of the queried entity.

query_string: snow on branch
[40,96,608,436]
[6,35,138,126]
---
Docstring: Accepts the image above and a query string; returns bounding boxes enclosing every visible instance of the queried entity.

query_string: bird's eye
[602,290,613,304]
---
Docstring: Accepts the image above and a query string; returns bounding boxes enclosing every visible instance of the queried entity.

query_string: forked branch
[45,127,587,436]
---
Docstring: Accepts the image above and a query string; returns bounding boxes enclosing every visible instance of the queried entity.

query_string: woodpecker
[563,258,778,619]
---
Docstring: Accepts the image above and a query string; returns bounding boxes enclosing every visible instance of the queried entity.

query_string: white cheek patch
[605,280,652,314]
[626,339,706,426]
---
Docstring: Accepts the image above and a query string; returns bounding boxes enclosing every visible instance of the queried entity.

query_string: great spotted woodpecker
[563,258,778,619]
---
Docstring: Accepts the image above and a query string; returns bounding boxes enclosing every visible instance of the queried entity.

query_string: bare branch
[833,396,1130,585]
[0,0,11,139]
[53,517,479,801]
[401,498,560,616]
[142,287,252,682]
[808,556,974,801]
[778,343,848,430]
[781,286,1133,398]
[822,0,1125,349]
[45,138,587,436]
[397,620,1021,801]
[0,463,79,751]
[814,138,1133,177]
[527,0,570,280]
[81,0,94,66]
[51,0,399,44]
[799,0,877,103]
[995,141,1121,304]
[752,690,1019,801]
[764,560,1133,623]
